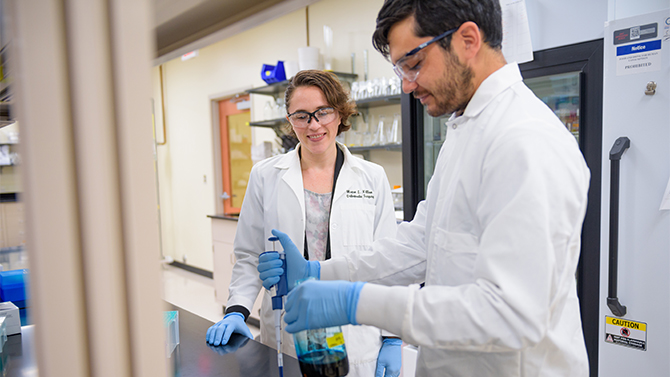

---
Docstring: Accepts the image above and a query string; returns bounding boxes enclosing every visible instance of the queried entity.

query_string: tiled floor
[161,264,260,338]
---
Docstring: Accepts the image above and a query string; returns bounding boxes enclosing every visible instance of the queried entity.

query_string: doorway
[218,96,252,215]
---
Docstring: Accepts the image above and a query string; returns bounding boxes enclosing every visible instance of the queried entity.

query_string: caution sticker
[326,332,345,348]
[605,316,647,351]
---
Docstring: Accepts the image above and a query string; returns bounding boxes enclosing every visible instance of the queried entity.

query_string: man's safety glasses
[286,107,337,128]
[392,28,457,82]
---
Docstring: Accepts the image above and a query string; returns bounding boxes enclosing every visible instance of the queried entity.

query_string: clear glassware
[293,326,349,377]
[292,278,349,377]
[389,76,401,95]
[273,97,286,119]
[366,80,374,100]
[371,78,380,98]
[373,115,386,145]
[263,101,274,121]
[379,77,388,96]
[350,82,359,101]
[388,113,401,144]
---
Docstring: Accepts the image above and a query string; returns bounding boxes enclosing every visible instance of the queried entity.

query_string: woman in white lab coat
[206,70,399,376]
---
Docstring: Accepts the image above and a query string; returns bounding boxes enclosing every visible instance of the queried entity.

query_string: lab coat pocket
[339,203,375,249]
[429,227,479,285]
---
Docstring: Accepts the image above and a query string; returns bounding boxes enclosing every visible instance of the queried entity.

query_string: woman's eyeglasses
[286,107,337,128]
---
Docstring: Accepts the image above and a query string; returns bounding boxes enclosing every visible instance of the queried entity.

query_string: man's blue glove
[375,338,403,377]
[257,229,320,290]
[283,280,365,333]
[205,312,253,346]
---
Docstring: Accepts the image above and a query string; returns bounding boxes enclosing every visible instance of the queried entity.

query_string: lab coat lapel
[332,144,357,205]
[276,147,306,248]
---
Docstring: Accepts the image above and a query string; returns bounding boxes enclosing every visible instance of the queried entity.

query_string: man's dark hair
[372,0,503,59]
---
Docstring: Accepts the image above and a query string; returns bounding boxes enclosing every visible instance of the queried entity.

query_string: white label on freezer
[605,316,647,351]
[616,39,662,76]
[661,176,670,210]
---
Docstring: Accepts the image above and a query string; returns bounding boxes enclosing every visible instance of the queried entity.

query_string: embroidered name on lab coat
[346,189,375,199]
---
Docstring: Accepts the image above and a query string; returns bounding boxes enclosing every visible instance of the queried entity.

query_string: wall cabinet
[211,217,263,322]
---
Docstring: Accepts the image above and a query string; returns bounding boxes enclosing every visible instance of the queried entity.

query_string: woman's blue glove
[205,312,253,346]
[375,338,403,377]
[206,334,251,355]
[257,229,320,290]
[283,280,365,333]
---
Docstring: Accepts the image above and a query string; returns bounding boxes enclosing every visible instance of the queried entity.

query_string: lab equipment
[0,269,29,309]
[261,61,286,84]
[0,315,7,352]
[163,310,180,357]
[0,302,20,335]
[258,229,319,291]
[260,236,288,377]
[291,279,350,377]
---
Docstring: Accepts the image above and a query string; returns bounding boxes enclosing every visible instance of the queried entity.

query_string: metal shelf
[246,81,288,97]
[248,117,287,128]
[348,143,402,152]
[355,94,402,109]
[246,71,358,98]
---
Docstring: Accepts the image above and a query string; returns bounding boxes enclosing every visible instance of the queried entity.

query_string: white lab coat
[227,142,397,376]
[322,63,591,377]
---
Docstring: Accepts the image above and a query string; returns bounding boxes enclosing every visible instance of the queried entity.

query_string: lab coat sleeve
[321,198,428,286]
[371,164,397,241]
[226,164,266,312]
[355,122,589,351]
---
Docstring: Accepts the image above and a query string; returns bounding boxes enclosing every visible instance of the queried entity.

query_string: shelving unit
[247,71,359,129]
[246,71,358,97]
[354,94,401,109]
[348,143,402,153]
[246,73,403,153]
[248,117,286,128]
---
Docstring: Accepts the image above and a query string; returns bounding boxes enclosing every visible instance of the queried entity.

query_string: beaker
[293,325,349,377]
[292,279,349,377]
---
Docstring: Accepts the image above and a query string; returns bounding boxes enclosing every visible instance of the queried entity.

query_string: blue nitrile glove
[375,338,403,377]
[205,312,253,346]
[283,280,365,333]
[257,229,320,290]
[206,334,251,355]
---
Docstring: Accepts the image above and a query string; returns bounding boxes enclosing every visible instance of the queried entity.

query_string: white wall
[526,0,608,51]
[609,0,670,20]
[524,0,669,52]
[153,0,389,271]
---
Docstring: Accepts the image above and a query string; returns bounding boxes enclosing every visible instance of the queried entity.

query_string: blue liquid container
[293,326,349,377]
[292,278,349,377]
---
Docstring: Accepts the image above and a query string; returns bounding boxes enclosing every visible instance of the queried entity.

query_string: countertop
[1,303,301,377]
[166,303,301,376]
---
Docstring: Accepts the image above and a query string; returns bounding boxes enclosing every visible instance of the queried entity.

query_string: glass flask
[292,279,349,377]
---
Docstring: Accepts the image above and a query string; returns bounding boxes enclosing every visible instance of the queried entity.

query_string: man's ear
[453,21,482,59]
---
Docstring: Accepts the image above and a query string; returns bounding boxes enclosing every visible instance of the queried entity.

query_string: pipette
[264,236,287,377]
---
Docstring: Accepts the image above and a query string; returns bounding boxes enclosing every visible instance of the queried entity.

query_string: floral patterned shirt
[304,189,332,261]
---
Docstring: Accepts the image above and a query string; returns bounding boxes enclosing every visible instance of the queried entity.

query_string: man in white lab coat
[258,0,591,376]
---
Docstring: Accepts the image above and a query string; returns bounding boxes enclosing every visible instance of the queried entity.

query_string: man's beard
[427,50,474,117]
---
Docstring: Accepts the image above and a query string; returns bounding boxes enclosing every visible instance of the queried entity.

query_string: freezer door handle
[607,136,630,317]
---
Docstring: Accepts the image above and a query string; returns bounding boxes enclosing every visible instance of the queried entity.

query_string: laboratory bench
[1,303,301,376]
